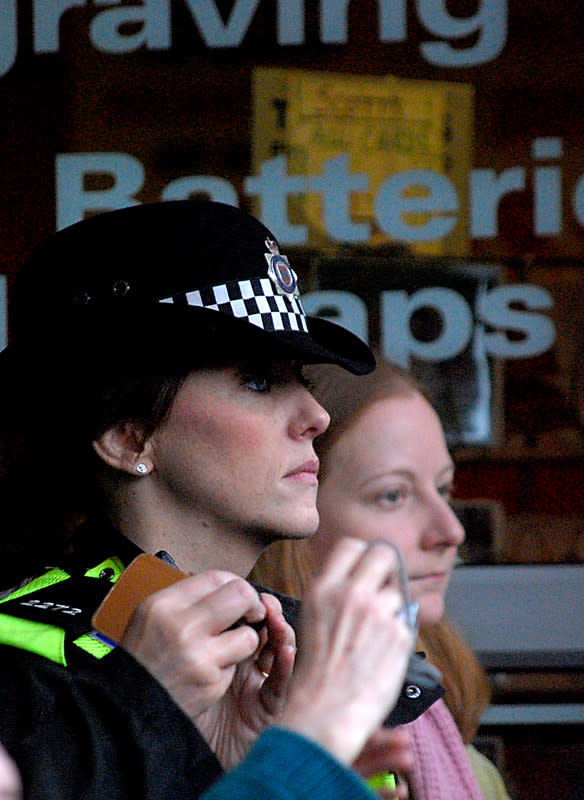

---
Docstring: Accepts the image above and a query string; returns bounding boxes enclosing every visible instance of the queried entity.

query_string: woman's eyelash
[242,374,271,391]
[378,488,404,503]
[241,364,311,391]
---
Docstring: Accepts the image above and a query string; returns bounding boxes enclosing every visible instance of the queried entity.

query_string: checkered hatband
[159,277,309,333]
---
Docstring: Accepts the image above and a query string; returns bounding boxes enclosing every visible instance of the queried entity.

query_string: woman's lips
[285,459,319,484]
[410,572,449,586]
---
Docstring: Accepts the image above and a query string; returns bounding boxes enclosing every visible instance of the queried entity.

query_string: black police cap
[5,200,374,376]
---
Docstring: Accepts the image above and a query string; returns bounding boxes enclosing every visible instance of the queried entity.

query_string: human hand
[354,727,413,799]
[120,570,267,721]
[195,591,296,770]
[0,744,21,800]
[279,537,415,766]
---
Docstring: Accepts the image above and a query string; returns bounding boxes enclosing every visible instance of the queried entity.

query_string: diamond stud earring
[136,463,149,475]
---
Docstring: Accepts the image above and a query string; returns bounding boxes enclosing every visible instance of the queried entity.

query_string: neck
[103,485,264,578]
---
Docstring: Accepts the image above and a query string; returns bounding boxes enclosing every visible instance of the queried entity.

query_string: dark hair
[0,364,190,582]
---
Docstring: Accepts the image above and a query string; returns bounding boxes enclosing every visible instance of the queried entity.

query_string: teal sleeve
[202,727,377,800]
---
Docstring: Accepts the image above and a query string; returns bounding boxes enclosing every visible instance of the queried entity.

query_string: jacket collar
[69,515,144,574]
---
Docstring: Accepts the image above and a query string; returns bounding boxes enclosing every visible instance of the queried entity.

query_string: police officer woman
[0,201,413,800]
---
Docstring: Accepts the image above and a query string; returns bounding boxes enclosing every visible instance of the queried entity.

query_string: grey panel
[445,565,584,669]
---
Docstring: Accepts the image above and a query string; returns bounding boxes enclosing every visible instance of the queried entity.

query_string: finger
[348,539,401,591]
[129,570,255,639]
[208,625,265,669]
[260,593,296,652]
[377,787,402,800]
[395,779,409,800]
[354,577,412,660]
[314,536,369,588]
[307,539,404,657]
[125,570,246,641]
[259,644,296,716]
[122,577,266,679]
[259,591,283,617]
[320,573,405,671]
[183,578,267,637]
[392,774,409,800]
[365,726,412,752]
[341,544,405,636]
[354,727,414,776]
[255,594,284,676]
[0,745,22,800]
[150,569,247,610]
[298,537,371,659]
[257,594,296,711]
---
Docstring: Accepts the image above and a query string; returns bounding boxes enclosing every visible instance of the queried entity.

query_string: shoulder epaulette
[0,556,125,666]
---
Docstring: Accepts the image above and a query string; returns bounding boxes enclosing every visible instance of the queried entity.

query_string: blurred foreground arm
[203,537,415,800]
[280,537,415,764]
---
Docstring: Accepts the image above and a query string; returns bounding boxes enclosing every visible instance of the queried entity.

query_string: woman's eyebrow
[357,467,414,491]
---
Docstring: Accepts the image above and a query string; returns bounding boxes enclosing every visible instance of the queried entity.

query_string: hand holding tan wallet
[91,553,186,644]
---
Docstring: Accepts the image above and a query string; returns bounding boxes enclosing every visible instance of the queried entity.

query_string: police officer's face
[147,360,330,548]
[313,392,465,628]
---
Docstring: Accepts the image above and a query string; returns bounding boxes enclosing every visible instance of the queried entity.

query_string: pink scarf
[405,699,485,800]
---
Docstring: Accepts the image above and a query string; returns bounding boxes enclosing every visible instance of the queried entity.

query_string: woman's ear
[92,423,153,476]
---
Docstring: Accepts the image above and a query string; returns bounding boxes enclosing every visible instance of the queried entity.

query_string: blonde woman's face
[314,392,465,627]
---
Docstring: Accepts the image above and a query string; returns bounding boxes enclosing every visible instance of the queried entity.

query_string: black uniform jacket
[0,519,439,800]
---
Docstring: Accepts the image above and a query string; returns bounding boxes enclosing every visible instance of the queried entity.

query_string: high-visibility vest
[0,556,125,665]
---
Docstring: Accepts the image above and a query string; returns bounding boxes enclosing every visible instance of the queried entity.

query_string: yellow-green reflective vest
[0,556,125,666]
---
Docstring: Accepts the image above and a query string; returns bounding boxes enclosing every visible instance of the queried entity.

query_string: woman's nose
[289,388,330,440]
[423,499,466,549]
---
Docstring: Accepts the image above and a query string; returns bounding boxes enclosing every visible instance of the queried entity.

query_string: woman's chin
[417,596,446,629]
[273,510,320,541]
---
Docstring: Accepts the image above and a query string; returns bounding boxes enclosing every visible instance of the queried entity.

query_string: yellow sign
[252,67,473,255]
